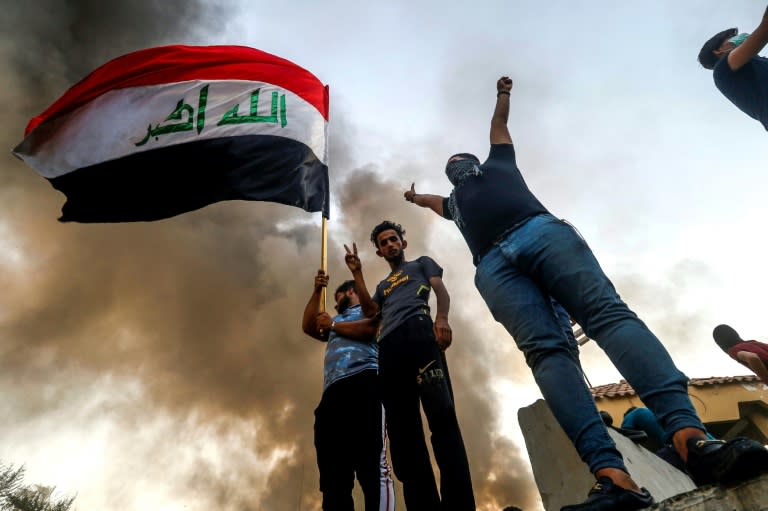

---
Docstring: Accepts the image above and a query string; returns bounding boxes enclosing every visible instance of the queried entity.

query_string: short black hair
[370,220,405,247]
[446,152,480,165]
[334,280,356,296]
[698,27,738,70]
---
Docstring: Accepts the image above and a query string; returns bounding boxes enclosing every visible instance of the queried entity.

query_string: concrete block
[519,399,696,511]
[650,473,768,510]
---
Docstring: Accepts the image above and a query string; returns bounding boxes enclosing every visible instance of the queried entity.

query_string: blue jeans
[474,213,703,473]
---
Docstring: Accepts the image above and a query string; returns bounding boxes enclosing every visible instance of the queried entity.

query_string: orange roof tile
[591,375,761,400]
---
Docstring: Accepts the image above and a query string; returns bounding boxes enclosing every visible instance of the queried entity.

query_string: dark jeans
[379,315,475,511]
[475,213,703,473]
[314,370,391,511]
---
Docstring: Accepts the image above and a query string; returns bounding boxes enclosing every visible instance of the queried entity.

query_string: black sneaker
[560,476,654,511]
[685,436,768,486]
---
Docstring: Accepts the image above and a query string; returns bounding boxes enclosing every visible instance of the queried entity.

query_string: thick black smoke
[0,2,541,510]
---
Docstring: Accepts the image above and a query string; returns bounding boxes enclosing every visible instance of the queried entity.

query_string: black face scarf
[445,153,481,186]
[445,153,481,230]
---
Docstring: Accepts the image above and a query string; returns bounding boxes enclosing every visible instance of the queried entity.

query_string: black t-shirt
[713,55,768,130]
[372,256,442,341]
[442,143,548,264]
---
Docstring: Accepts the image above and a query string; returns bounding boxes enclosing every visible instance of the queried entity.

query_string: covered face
[697,27,738,69]
[445,153,481,186]
[728,32,750,47]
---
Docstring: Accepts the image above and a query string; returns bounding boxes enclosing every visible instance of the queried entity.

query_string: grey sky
[1,1,766,510]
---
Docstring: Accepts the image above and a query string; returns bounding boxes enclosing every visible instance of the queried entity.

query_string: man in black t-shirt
[344,221,475,511]
[698,4,768,130]
[404,76,768,511]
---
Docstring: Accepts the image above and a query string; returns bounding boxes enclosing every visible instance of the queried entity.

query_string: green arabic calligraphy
[136,85,209,146]
[196,85,208,134]
[218,89,288,128]
[135,85,287,147]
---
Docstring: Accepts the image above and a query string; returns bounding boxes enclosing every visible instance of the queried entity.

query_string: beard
[336,295,352,314]
[383,249,405,267]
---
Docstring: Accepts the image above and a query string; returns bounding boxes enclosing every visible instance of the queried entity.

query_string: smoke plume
[0,2,540,510]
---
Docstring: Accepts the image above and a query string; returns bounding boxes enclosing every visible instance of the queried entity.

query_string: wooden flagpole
[319,216,328,312]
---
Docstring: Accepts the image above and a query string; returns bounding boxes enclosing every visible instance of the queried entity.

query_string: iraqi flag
[13,45,330,222]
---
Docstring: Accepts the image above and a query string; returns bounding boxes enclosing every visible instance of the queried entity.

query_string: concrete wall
[650,473,768,510]
[518,399,696,511]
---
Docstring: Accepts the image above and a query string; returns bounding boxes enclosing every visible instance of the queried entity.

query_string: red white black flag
[13,45,330,222]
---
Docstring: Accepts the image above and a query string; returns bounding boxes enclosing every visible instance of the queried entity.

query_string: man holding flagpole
[302,270,394,511]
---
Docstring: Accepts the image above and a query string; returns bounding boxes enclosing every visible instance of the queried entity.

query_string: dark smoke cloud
[0,1,328,510]
[0,2,540,510]
[2,0,226,105]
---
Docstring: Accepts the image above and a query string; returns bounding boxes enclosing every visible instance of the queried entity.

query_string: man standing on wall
[344,223,475,511]
[302,270,395,511]
[402,75,768,510]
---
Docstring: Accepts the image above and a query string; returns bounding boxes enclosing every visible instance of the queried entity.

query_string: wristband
[497,91,510,97]
[330,320,336,332]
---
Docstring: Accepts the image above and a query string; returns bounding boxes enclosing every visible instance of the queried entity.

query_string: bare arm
[344,243,380,318]
[429,275,452,350]
[737,350,768,385]
[491,76,513,145]
[728,5,768,71]
[315,313,380,342]
[302,270,328,341]
[404,183,446,216]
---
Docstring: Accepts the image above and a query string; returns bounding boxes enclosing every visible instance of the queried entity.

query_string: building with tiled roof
[590,375,768,444]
